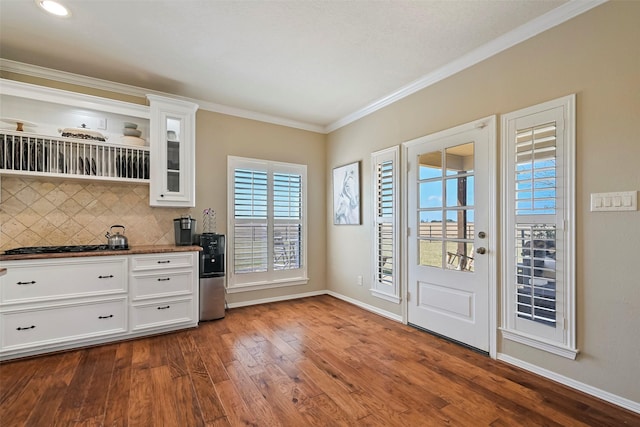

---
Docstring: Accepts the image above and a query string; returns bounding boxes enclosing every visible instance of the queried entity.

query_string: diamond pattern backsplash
[0,176,191,252]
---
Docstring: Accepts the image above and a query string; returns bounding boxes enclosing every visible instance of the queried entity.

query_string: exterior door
[405,117,495,353]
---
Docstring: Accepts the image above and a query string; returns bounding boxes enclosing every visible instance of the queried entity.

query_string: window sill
[500,327,579,360]
[226,277,309,294]
[370,289,401,304]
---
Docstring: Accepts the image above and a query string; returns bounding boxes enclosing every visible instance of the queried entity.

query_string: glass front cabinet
[147,94,198,207]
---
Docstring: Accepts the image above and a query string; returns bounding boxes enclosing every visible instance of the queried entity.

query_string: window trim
[371,146,400,303]
[227,156,308,293]
[500,94,577,359]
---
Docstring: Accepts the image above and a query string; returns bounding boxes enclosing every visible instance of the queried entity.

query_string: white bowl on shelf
[123,128,142,137]
[120,136,147,146]
[123,122,138,129]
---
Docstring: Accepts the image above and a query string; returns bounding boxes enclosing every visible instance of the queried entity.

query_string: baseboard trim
[325,291,403,322]
[225,290,326,309]
[497,353,640,414]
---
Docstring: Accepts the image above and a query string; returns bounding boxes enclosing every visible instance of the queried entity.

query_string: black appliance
[4,245,128,255]
[197,233,225,321]
[174,215,196,246]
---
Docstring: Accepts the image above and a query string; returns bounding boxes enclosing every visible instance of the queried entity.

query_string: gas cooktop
[4,245,129,255]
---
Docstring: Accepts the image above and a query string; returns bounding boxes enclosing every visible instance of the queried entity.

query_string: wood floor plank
[214,379,260,427]
[1,295,638,427]
[177,334,226,423]
[126,367,152,426]
[102,342,133,427]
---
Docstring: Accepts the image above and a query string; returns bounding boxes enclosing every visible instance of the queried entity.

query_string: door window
[417,142,475,272]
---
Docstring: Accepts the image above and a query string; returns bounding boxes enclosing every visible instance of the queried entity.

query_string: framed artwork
[333,161,361,225]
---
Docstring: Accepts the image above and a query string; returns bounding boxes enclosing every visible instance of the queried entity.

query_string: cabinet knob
[160,194,165,198]
[16,325,36,331]
[17,281,36,285]
[98,315,114,319]
[157,305,171,310]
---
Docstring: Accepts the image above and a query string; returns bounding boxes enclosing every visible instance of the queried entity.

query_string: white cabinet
[1,256,127,304]
[2,298,127,350]
[0,250,199,360]
[0,256,129,357]
[147,94,198,207]
[0,79,151,183]
[129,252,198,332]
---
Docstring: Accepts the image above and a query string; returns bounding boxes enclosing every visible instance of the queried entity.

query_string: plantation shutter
[273,172,302,270]
[228,156,308,291]
[233,167,268,273]
[502,94,576,358]
[371,147,400,303]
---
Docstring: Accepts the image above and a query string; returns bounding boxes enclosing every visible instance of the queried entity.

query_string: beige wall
[326,1,640,402]
[193,110,327,305]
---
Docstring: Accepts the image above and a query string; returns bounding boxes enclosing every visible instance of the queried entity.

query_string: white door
[406,117,495,353]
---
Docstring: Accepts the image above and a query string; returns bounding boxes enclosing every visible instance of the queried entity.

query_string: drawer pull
[157,305,171,310]
[98,275,114,279]
[157,277,171,282]
[98,315,114,319]
[16,325,36,331]
[17,281,36,285]
[157,260,171,264]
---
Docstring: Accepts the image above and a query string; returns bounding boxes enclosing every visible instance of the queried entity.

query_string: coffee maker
[173,215,196,245]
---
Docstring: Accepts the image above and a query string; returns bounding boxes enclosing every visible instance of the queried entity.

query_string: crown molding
[325,0,608,133]
[0,58,325,134]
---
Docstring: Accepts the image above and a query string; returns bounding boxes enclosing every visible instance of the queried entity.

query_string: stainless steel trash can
[199,274,225,321]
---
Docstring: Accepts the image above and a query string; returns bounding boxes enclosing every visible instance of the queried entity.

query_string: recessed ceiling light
[37,0,71,17]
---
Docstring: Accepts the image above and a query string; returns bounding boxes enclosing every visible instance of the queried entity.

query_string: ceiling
[1,1,599,132]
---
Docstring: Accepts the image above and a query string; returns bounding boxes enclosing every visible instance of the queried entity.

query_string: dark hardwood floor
[1,295,638,426]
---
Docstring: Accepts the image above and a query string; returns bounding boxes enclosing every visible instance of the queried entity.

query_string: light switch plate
[590,191,637,212]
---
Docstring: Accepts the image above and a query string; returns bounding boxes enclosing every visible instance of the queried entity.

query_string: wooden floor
[1,295,638,426]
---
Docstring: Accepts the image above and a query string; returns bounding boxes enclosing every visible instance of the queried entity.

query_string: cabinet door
[148,95,198,207]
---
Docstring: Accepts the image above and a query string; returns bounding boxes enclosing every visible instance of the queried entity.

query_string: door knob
[478,231,486,239]
[476,247,487,255]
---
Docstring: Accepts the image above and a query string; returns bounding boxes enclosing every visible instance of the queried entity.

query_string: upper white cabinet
[0,79,199,208]
[147,94,198,207]
[0,79,151,183]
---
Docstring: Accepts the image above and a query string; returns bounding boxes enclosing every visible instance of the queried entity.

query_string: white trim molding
[228,289,403,324]
[326,290,403,323]
[498,353,640,415]
[226,290,325,309]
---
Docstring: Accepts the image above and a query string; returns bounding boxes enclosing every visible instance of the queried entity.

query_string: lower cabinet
[131,297,194,331]
[1,297,127,350]
[0,251,199,360]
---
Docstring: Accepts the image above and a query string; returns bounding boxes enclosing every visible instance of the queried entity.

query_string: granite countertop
[0,245,202,262]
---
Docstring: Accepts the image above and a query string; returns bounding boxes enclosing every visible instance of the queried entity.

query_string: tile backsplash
[0,176,190,252]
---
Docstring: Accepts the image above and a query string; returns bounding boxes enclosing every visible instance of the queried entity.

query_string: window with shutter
[228,156,308,292]
[371,146,400,303]
[501,95,577,359]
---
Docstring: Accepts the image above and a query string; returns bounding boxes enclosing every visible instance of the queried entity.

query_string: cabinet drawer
[1,257,127,304]
[131,298,193,331]
[130,252,195,271]
[131,270,194,300]
[1,298,127,350]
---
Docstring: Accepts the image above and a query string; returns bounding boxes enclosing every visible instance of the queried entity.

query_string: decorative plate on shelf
[59,127,107,142]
